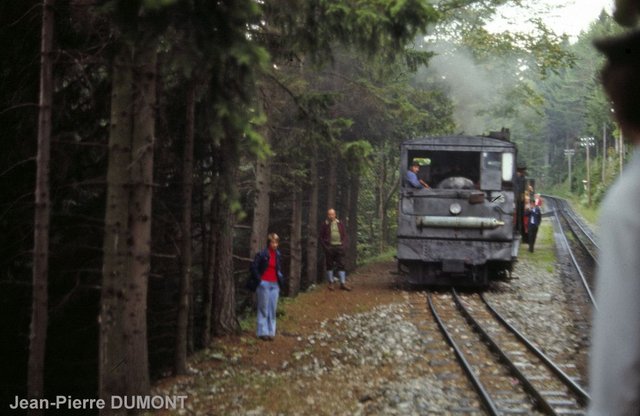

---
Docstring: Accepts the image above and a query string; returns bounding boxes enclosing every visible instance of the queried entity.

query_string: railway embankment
[149,220,590,415]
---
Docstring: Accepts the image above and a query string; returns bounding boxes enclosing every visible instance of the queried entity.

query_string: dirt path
[150,233,580,416]
[151,261,406,415]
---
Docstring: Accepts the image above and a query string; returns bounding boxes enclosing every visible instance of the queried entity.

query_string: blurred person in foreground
[589,27,640,415]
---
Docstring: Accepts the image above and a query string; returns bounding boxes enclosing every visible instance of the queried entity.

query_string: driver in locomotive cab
[406,161,431,189]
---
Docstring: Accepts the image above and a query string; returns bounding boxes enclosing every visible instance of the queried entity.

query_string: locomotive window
[483,152,501,169]
[481,152,502,190]
[406,150,480,188]
[502,153,514,182]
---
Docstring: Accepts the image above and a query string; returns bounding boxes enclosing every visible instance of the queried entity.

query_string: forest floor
[150,260,407,415]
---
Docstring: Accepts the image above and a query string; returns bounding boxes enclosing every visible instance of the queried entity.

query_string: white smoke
[415,37,522,135]
[427,40,497,134]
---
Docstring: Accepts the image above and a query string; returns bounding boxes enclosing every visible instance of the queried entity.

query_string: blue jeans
[256,280,279,337]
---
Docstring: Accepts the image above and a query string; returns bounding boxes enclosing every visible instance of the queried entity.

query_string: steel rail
[553,196,599,251]
[559,208,599,266]
[549,198,597,308]
[480,293,590,405]
[426,292,500,416]
[551,196,599,265]
[451,289,558,416]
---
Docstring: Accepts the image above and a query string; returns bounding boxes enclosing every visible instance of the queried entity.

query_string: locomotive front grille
[408,238,512,264]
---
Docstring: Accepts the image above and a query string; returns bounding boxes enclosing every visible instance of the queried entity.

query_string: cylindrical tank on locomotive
[397,132,520,286]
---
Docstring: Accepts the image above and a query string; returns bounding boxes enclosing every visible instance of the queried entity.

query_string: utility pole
[564,149,575,193]
[580,137,595,206]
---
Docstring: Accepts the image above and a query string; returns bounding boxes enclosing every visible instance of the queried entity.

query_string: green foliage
[415,6,574,137]
[403,49,436,72]
[423,5,626,204]
[521,222,556,266]
[536,11,624,199]
[342,140,374,174]
[96,0,177,39]
[10,0,610,400]
[357,248,397,266]
[264,0,440,64]
[143,0,178,9]
[158,0,269,128]
[459,22,574,77]
[246,123,273,161]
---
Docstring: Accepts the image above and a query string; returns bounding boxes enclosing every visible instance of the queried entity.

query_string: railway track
[545,196,597,308]
[551,197,598,265]
[427,289,588,415]
[541,195,596,388]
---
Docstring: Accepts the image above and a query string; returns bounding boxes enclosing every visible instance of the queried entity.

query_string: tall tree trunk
[188,267,195,353]
[124,45,157,396]
[346,171,360,271]
[175,81,195,375]
[305,146,319,288]
[379,190,386,253]
[188,175,208,353]
[377,151,387,254]
[202,183,218,347]
[382,180,398,250]
[212,133,239,335]
[213,202,237,335]
[99,44,134,410]
[28,1,54,411]
[250,124,271,256]
[100,42,158,409]
[289,189,302,296]
[326,152,337,210]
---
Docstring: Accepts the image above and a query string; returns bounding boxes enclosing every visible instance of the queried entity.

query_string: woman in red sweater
[250,233,284,340]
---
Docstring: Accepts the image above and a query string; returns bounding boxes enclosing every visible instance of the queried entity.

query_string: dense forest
[0,0,627,414]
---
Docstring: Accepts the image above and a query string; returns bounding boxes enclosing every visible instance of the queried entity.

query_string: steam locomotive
[396,131,520,287]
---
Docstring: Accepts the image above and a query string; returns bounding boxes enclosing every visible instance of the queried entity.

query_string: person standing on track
[588,26,640,415]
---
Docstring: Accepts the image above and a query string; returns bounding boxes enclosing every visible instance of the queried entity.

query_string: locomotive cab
[397,134,519,287]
